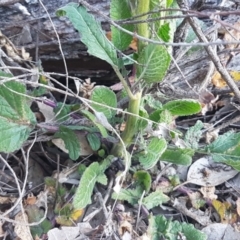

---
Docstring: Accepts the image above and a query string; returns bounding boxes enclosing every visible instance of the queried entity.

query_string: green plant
[1,0,240,238]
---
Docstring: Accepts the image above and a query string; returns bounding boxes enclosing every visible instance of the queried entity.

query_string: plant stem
[113,66,135,100]
[136,0,150,52]
[111,0,150,157]
[111,91,142,157]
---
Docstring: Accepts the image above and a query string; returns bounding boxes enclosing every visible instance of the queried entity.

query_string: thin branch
[187,17,240,101]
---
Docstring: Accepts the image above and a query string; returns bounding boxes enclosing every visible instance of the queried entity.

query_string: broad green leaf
[161,149,193,165]
[57,3,118,67]
[134,170,152,193]
[55,126,80,160]
[163,99,201,116]
[158,22,171,42]
[90,86,117,119]
[73,156,112,209]
[73,162,100,209]
[148,214,207,240]
[207,132,240,170]
[142,191,169,210]
[112,187,142,205]
[110,0,133,51]
[81,110,108,138]
[137,44,171,84]
[207,131,240,153]
[137,137,167,169]
[185,120,203,149]
[87,133,101,151]
[0,81,36,152]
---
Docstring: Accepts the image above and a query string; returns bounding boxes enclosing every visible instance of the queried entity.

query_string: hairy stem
[136,0,150,52]
[111,91,142,157]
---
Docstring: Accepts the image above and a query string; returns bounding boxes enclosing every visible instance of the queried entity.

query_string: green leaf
[99,155,113,172]
[161,149,193,165]
[136,107,148,131]
[207,131,240,153]
[87,133,101,151]
[73,162,100,209]
[143,94,162,109]
[142,191,169,210]
[149,109,162,122]
[182,223,207,240]
[137,137,167,169]
[167,0,174,7]
[134,170,152,193]
[0,70,13,78]
[163,99,201,116]
[55,126,80,160]
[148,214,207,240]
[96,174,108,185]
[110,0,133,51]
[90,86,117,119]
[73,156,112,209]
[31,86,48,97]
[54,103,71,121]
[158,22,171,42]
[207,132,240,171]
[57,3,118,67]
[159,109,173,124]
[137,44,171,84]
[112,187,142,205]
[0,81,36,153]
[81,110,108,138]
[184,120,204,149]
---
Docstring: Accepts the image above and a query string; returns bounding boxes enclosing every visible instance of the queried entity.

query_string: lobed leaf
[148,214,207,240]
[184,120,204,149]
[142,191,169,210]
[112,187,142,205]
[207,132,240,171]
